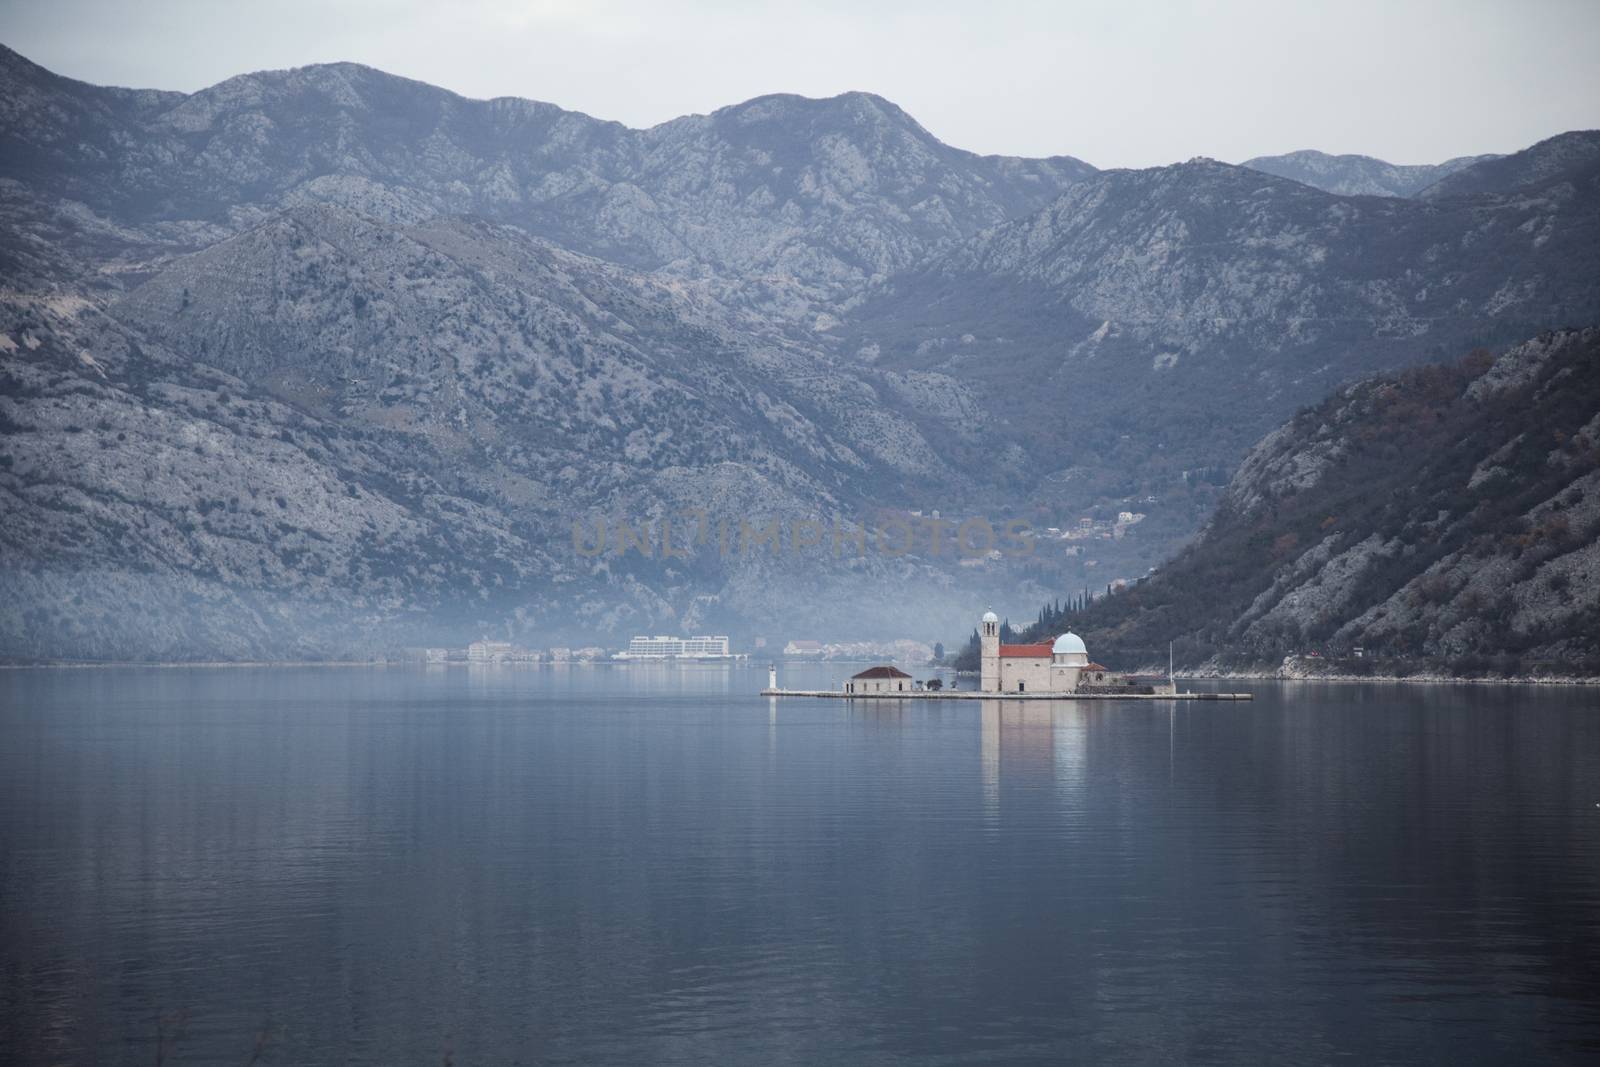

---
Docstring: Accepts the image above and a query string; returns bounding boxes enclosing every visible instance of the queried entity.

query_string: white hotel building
[617,635,734,660]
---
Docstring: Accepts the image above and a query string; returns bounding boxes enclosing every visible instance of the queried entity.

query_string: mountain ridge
[4,44,1600,660]
[0,42,1097,304]
[1417,130,1600,199]
[844,147,1600,500]
[1242,148,1499,197]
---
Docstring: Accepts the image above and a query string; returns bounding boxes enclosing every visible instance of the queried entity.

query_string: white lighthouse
[979,610,1000,692]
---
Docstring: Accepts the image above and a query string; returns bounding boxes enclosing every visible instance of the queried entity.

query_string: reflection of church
[978,610,1165,694]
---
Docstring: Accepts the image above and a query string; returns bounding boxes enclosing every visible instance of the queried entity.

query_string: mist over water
[2,666,1598,1063]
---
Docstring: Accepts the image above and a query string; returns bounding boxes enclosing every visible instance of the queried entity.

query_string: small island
[763,610,1251,700]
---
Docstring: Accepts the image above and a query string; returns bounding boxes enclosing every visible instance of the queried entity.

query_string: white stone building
[844,665,913,694]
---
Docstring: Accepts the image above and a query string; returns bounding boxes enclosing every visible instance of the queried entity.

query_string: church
[978,610,1157,694]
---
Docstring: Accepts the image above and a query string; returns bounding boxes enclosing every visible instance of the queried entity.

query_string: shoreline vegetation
[1121,652,1600,686]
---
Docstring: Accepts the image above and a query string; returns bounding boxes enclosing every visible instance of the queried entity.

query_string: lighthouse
[767,662,777,692]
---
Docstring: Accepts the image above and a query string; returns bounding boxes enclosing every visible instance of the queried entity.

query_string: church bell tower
[980,610,1000,692]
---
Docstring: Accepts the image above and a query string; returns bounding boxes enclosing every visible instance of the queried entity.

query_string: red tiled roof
[1084,662,1109,671]
[998,643,1052,658]
[851,665,912,679]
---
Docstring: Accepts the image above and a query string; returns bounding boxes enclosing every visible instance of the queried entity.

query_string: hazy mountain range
[1239,149,1501,198]
[2,42,1598,661]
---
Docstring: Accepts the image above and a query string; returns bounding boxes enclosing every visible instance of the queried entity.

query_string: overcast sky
[4,0,1597,168]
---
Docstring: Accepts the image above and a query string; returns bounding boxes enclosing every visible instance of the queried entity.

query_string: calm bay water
[2,665,1598,1064]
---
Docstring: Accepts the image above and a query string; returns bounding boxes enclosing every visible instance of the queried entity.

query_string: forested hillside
[967,329,1600,678]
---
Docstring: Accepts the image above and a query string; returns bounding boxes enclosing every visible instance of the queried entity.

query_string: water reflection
[1056,703,1090,807]
[978,700,1099,824]
[1,670,1598,1064]
[982,700,1000,825]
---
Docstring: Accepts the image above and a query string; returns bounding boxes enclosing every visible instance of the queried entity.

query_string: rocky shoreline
[1175,664,1600,687]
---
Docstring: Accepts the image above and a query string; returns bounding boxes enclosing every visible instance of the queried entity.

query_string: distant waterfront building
[782,639,824,658]
[616,634,733,660]
[843,665,912,694]
[467,640,513,663]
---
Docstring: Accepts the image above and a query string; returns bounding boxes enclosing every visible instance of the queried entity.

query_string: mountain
[0,44,1095,309]
[844,156,1600,509]
[3,44,1600,661]
[1416,130,1600,199]
[1241,149,1498,198]
[998,329,1600,677]
[1,202,1041,660]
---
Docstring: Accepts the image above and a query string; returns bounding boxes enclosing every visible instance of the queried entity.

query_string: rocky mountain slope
[0,44,1094,311]
[1417,131,1600,199]
[843,147,1600,522]
[1020,329,1600,676]
[1241,149,1498,197]
[1,202,1029,659]
[3,43,1599,660]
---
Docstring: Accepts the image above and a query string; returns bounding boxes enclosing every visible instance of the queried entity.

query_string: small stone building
[845,665,913,694]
